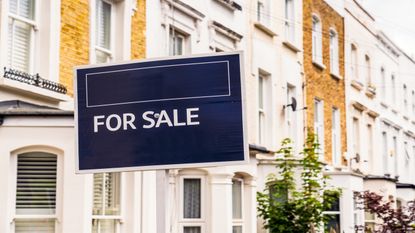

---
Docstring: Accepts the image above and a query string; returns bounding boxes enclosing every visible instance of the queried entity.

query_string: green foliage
[257,133,342,233]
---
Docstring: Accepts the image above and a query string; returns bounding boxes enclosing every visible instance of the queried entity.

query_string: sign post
[74,52,247,173]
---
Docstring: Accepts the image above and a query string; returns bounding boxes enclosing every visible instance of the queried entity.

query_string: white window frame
[331,108,341,166]
[382,131,388,175]
[258,70,270,146]
[314,98,324,159]
[91,172,122,233]
[10,148,63,233]
[179,176,206,233]
[391,74,396,105]
[392,135,398,177]
[91,0,115,64]
[257,0,270,27]
[412,90,415,115]
[329,29,339,76]
[352,117,360,161]
[381,67,386,100]
[7,0,38,73]
[367,124,374,171]
[323,196,341,232]
[351,44,358,80]
[312,14,322,64]
[169,27,188,56]
[403,84,408,113]
[284,0,295,43]
[365,55,371,86]
[286,84,297,144]
[232,178,244,233]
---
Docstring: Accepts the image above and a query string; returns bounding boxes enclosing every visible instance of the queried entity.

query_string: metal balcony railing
[3,67,67,95]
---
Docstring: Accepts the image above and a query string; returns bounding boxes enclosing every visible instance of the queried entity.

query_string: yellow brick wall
[131,0,146,60]
[303,0,347,165]
[59,0,90,96]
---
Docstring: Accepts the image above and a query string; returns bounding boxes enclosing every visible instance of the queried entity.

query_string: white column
[209,173,233,233]
[244,177,257,233]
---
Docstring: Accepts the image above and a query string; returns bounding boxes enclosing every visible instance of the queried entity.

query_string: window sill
[312,61,326,71]
[254,22,277,37]
[1,77,71,103]
[330,72,342,80]
[392,109,398,114]
[282,41,301,53]
[403,115,409,121]
[350,80,364,91]
[380,101,389,108]
[365,86,376,98]
[213,0,242,11]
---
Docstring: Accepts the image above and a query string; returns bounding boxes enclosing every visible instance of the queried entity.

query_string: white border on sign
[85,61,231,108]
[73,51,248,174]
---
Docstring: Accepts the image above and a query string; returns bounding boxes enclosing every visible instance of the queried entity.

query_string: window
[92,173,121,233]
[329,29,339,75]
[169,28,188,56]
[404,141,410,166]
[392,136,398,177]
[391,75,396,105]
[312,15,322,64]
[15,152,57,233]
[367,124,373,171]
[286,85,297,143]
[412,90,415,115]
[314,99,324,158]
[258,72,268,145]
[232,179,243,233]
[353,193,362,230]
[382,131,388,174]
[95,0,113,63]
[182,178,203,233]
[284,0,295,42]
[332,108,341,166]
[352,118,360,160]
[324,195,341,233]
[403,85,408,113]
[381,68,386,100]
[7,0,36,73]
[257,0,270,26]
[351,44,358,79]
[365,55,371,86]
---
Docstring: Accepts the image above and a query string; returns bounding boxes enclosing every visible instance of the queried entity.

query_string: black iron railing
[3,67,67,95]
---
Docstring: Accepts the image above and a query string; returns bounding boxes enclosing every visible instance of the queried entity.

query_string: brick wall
[59,0,90,96]
[303,0,347,165]
[131,0,146,60]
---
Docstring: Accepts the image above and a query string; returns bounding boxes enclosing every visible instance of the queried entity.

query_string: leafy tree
[354,191,415,233]
[257,133,341,233]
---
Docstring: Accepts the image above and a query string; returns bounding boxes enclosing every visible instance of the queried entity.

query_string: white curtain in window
[96,0,111,49]
[183,179,201,219]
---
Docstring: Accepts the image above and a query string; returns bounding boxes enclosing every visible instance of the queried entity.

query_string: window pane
[8,19,32,72]
[258,76,264,109]
[325,214,340,233]
[183,179,201,219]
[232,180,242,219]
[18,0,35,19]
[183,226,201,233]
[233,226,242,233]
[92,219,117,233]
[15,219,55,233]
[96,0,111,49]
[16,153,57,215]
[169,29,185,56]
[93,173,120,216]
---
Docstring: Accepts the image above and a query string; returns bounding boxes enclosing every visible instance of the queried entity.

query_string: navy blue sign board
[74,52,247,173]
